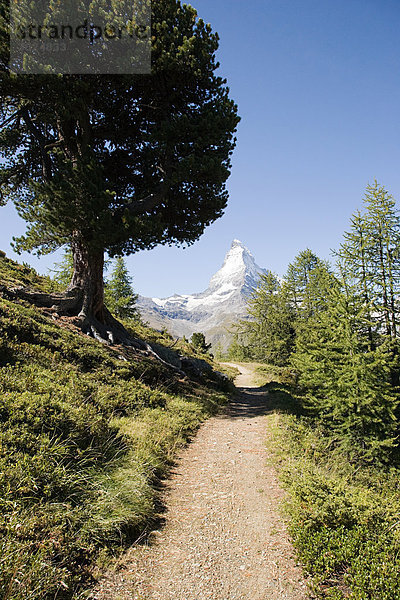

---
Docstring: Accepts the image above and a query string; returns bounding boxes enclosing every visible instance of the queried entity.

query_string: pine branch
[20,107,54,180]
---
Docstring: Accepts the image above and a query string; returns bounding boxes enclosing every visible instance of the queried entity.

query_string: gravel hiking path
[93,363,309,600]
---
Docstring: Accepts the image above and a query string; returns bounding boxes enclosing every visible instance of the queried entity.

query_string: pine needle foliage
[292,280,398,462]
[337,181,400,346]
[104,256,140,321]
[244,271,296,366]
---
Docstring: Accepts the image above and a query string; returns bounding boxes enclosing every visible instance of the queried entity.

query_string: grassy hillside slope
[0,253,231,600]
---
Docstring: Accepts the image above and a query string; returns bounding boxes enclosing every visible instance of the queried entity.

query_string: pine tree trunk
[387,249,398,340]
[65,234,138,345]
[360,240,374,349]
[377,238,392,338]
[68,235,106,322]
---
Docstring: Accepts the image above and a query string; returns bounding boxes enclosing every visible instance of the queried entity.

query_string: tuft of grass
[261,365,400,600]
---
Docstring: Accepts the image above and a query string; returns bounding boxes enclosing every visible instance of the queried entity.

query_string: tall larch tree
[285,249,332,324]
[336,210,375,349]
[337,182,400,351]
[363,182,400,344]
[292,277,398,462]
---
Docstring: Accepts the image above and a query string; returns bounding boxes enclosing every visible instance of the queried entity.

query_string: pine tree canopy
[291,279,399,461]
[1,1,239,256]
[0,0,239,338]
[286,249,332,317]
[337,181,400,345]
[243,271,296,366]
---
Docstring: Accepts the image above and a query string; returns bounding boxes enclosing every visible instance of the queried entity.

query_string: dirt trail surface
[93,363,309,600]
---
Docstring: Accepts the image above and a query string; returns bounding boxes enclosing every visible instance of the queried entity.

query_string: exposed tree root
[1,285,187,376]
[2,285,83,313]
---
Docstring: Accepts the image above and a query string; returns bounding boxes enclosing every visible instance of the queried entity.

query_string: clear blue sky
[2,0,400,297]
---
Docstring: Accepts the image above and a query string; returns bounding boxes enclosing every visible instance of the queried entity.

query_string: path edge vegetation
[0,252,235,600]
[258,364,400,600]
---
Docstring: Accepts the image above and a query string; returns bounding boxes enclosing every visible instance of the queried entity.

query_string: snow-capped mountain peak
[137,240,266,348]
[208,239,262,292]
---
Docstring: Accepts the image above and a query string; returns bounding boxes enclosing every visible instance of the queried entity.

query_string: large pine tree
[336,210,376,349]
[0,0,239,342]
[286,249,329,318]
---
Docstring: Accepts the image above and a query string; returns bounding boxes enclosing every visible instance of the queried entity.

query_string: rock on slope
[137,240,266,349]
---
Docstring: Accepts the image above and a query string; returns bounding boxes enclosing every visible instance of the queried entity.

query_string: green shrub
[266,385,400,600]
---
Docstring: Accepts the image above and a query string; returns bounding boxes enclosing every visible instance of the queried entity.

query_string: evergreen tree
[336,210,376,349]
[363,181,400,342]
[104,257,140,321]
[50,249,74,288]
[338,182,400,345]
[190,332,211,354]
[292,280,398,462]
[245,271,295,366]
[0,0,240,342]
[286,249,330,318]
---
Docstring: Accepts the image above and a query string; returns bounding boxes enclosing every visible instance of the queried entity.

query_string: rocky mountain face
[137,240,266,349]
